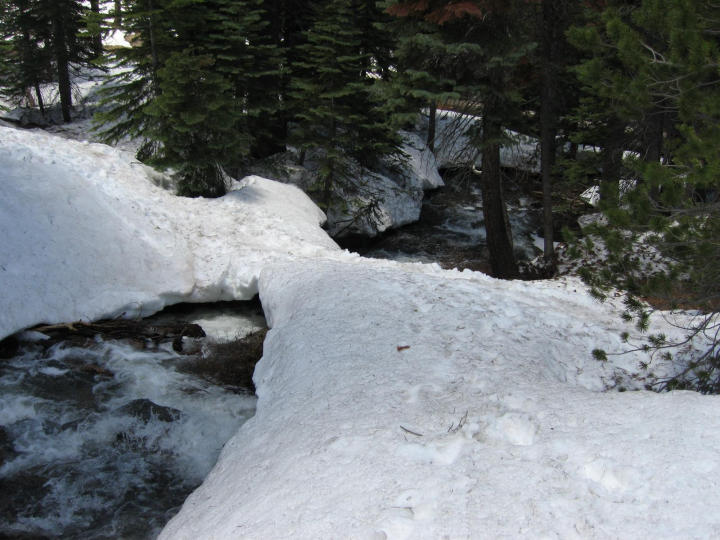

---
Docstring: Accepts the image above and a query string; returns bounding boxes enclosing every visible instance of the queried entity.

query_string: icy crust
[0,126,338,340]
[161,259,720,539]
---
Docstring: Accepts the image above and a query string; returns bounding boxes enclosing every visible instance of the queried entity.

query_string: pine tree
[568,0,720,392]
[235,0,287,159]
[534,0,583,268]
[86,0,104,59]
[96,0,288,193]
[94,0,175,153]
[383,9,459,150]
[566,1,651,208]
[290,0,402,209]
[142,0,251,196]
[387,0,537,279]
[145,48,245,196]
[0,0,93,122]
[0,0,54,115]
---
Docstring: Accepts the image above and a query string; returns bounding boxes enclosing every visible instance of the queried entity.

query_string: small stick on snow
[400,425,423,437]
[449,411,468,433]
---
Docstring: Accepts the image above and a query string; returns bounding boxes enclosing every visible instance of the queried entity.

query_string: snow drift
[0,126,337,340]
[248,131,444,238]
[161,259,720,539]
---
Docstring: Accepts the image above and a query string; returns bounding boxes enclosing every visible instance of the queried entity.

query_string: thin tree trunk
[323,100,336,210]
[90,0,103,58]
[480,101,518,279]
[600,120,625,207]
[643,108,665,202]
[427,101,436,153]
[540,0,557,267]
[115,0,122,27]
[540,96,556,266]
[147,0,159,87]
[20,23,47,117]
[34,82,45,116]
[52,9,72,123]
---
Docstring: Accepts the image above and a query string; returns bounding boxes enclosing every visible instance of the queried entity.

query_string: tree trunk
[114,0,122,27]
[52,9,72,123]
[34,82,45,116]
[427,101,436,152]
[89,0,103,58]
[480,107,518,279]
[540,0,557,267]
[323,100,337,210]
[20,25,46,117]
[600,120,625,207]
[147,0,159,90]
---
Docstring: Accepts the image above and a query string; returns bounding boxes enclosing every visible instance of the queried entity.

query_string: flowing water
[0,302,264,539]
[349,174,545,273]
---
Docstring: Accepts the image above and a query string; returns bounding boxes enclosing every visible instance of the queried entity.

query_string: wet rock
[115,399,182,424]
[26,367,100,409]
[0,336,19,359]
[0,425,17,465]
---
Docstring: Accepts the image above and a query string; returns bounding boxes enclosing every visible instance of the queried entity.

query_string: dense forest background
[1,0,718,390]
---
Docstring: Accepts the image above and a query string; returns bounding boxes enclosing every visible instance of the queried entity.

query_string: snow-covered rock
[325,166,424,237]
[248,133,443,238]
[431,109,540,173]
[397,130,444,190]
[0,126,337,340]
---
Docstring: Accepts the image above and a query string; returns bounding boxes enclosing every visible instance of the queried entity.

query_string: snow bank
[161,258,720,539]
[0,126,337,340]
[325,132,444,238]
[249,132,443,238]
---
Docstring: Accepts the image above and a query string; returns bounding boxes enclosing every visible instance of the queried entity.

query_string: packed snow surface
[2,126,719,538]
[162,259,720,539]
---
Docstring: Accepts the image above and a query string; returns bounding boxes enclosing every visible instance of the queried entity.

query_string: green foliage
[289,0,403,208]
[94,0,176,148]
[0,1,51,109]
[567,0,720,393]
[0,0,95,118]
[96,0,285,195]
[144,48,248,196]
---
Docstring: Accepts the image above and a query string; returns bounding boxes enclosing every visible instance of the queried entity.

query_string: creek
[0,301,265,539]
[341,170,547,273]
